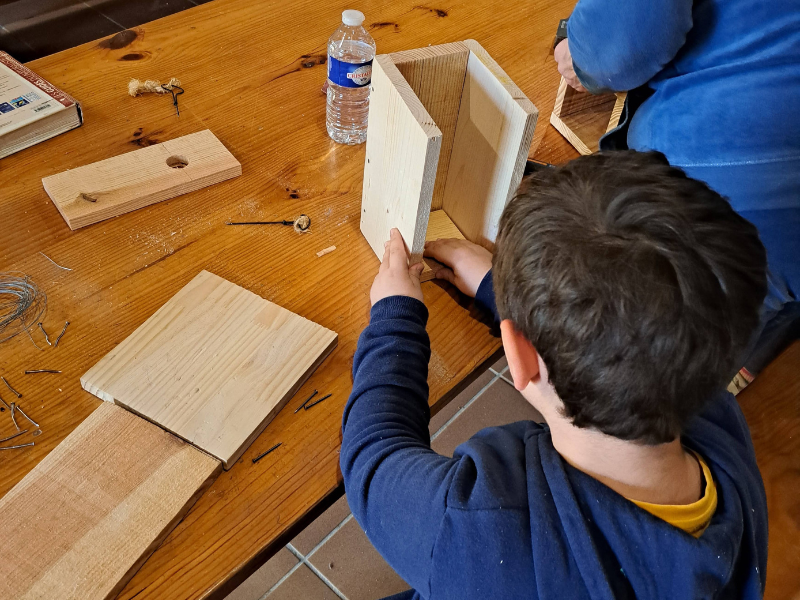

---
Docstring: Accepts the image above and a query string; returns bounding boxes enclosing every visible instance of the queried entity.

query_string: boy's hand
[370,229,425,306]
[554,39,586,92]
[424,238,492,298]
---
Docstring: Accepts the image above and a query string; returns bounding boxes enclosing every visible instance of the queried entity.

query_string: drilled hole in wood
[166,155,189,169]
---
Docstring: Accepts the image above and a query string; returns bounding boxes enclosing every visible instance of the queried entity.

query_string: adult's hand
[554,39,586,92]
[370,228,425,305]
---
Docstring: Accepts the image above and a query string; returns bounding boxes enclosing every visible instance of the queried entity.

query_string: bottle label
[328,57,373,88]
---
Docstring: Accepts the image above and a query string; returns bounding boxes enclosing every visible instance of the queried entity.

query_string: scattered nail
[294,390,318,413]
[304,393,331,410]
[252,442,282,463]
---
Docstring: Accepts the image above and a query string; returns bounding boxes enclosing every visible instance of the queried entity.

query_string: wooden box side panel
[81,270,338,469]
[441,41,538,249]
[0,403,220,600]
[391,42,470,211]
[361,55,442,264]
[42,129,241,230]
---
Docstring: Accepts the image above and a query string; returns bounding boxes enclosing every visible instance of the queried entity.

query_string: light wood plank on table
[0,402,220,600]
[82,270,337,469]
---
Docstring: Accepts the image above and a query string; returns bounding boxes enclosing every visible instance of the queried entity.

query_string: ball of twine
[294,214,311,233]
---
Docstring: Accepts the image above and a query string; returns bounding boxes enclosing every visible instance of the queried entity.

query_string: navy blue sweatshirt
[341,273,768,599]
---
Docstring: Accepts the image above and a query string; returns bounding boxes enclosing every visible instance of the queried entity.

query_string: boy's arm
[564,0,694,93]
[341,295,459,596]
[341,229,463,596]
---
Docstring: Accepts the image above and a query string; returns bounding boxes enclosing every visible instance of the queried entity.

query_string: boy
[341,151,768,599]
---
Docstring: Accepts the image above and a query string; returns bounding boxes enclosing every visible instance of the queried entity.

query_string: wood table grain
[1,0,796,599]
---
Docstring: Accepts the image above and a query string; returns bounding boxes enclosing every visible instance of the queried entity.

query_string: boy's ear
[500,320,540,392]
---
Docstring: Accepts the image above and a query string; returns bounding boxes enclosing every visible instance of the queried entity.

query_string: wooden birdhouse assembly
[360,40,538,280]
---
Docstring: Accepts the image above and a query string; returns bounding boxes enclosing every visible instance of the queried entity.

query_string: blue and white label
[328,57,373,88]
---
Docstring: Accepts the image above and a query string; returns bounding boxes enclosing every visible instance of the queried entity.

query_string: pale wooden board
[549,77,626,155]
[42,129,241,230]
[420,209,465,283]
[441,40,538,249]
[361,54,443,265]
[0,402,220,600]
[81,270,338,469]
[392,42,470,211]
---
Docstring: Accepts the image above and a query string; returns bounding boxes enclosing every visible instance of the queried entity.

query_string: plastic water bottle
[326,10,376,145]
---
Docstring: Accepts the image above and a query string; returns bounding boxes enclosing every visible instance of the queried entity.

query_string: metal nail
[15,405,39,428]
[2,376,21,398]
[304,393,332,410]
[294,389,318,413]
[10,403,20,431]
[0,429,27,444]
[54,321,70,347]
[38,322,52,346]
[0,442,35,450]
[252,442,282,463]
[24,370,61,374]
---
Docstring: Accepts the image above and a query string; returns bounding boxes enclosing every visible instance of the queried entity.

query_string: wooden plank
[392,42,470,211]
[549,77,626,155]
[81,270,338,469]
[0,402,220,600]
[361,54,442,265]
[441,40,538,249]
[420,209,465,283]
[42,129,241,230]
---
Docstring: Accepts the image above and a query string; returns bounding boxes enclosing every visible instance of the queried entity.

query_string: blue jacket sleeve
[474,270,499,322]
[340,296,460,597]
[567,0,694,93]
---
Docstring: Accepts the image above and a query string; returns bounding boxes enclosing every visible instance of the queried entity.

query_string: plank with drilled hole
[42,129,241,229]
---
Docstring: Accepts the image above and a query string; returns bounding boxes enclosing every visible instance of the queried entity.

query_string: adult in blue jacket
[554,0,800,384]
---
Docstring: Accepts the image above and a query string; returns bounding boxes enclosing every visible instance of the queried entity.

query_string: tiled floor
[0,0,214,63]
[226,354,544,600]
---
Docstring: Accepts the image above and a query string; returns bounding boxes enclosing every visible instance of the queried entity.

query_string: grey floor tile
[266,564,338,600]
[308,518,410,600]
[429,368,494,434]
[432,378,544,457]
[225,548,298,600]
[291,494,351,555]
[491,353,508,372]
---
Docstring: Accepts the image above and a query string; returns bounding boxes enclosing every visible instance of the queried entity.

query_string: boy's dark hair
[494,151,767,444]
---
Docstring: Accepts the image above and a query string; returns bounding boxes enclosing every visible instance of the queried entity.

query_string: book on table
[0,51,83,159]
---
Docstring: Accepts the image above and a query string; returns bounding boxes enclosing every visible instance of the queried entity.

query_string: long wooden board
[441,40,538,249]
[361,54,443,265]
[81,270,338,469]
[549,77,626,155]
[0,402,220,600]
[43,129,241,229]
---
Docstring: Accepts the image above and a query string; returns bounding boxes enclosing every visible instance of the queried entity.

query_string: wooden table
[1,0,797,599]
[0,0,570,598]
